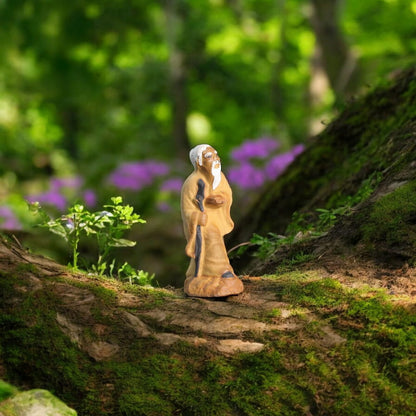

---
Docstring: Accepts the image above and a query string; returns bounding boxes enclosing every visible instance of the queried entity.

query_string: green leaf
[45,223,69,240]
[71,204,85,213]
[109,238,137,247]
[111,196,123,205]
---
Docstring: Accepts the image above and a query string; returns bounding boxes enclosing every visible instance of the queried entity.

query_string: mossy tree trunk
[230,67,416,274]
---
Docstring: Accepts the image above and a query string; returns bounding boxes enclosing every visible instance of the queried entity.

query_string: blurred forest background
[0,0,415,285]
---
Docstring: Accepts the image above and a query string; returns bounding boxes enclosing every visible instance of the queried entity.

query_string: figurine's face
[200,146,220,173]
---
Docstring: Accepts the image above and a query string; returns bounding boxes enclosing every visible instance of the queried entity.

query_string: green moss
[263,272,416,415]
[15,262,39,274]
[274,252,315,274]
[361,180,416,259]
[0,232,416,416]
[278,276,348,308]
[224,351,311,416]
[108,354,234,416]
[0,277,90,409]
[0,380,18,401]
[2,261,416,415]
[61,275,173,309]
[118,392,174,416]
[0,312,89,403]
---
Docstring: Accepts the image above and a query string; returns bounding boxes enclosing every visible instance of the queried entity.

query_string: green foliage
[30,197,152,284]
[0,0,414,186]
[30,202,88,270]
[117,262,155,286]
[248,170,384,261]
[315,206,347,230]
[313,171,383,232]
[248,232,289,259]
[89,196,146,273]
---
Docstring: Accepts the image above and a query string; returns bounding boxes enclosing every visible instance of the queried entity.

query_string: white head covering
[189,144,210,170]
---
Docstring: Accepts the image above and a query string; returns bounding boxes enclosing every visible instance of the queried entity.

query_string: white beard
[212,162,221,190]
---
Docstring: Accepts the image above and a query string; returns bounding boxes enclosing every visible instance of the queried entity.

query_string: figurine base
[184,275,244,298]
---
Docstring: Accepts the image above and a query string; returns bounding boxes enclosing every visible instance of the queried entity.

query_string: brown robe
[181,170,235,280]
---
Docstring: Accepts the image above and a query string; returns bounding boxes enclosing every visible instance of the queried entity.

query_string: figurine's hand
[206,195,225,205]
[185,241,195,258]
[198,212,208,226]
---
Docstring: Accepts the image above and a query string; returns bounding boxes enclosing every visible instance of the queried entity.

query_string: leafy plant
[250,232,289,259]
[88,197,146,273]
[29,202,93,270]
[285,211,313,236]
[246,173,383,261]
[315,206,348,230]
[30,197,150,283]
[117,262,155,286]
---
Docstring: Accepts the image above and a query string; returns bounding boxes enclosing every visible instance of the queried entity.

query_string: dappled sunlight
[186,112,213,144]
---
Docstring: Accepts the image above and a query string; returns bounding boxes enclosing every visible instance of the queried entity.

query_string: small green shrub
[30,197,152,284]
[250,232,289,259]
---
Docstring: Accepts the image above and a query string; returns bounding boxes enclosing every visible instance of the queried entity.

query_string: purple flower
[27,190,68,211]
[108,160,170,191]
[83,189,97,207]
[160,178,183,193]
[228,141,305,190]
[157,201,172,212]
[231,137,280,161]
[50,176,83,191]
[144,160,170,176]
[291,144,305,157]
[0,206,22,230]
[265,144,305,180]
[228,162,266,190]
[265,153,294,180]
[109,163,152,190]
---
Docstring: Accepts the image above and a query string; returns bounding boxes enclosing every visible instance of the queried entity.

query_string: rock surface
[0,389,77,416]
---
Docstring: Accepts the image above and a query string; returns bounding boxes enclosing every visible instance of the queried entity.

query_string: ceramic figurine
[181,144,244,297]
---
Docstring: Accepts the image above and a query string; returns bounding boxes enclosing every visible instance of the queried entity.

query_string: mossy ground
[360,180,416,262]
[1,265,416,416]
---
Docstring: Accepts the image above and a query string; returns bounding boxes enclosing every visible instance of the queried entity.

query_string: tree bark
[270,0,288,118]
[60,106,80,161]
[310,0,360,99]
[165,0,191,160]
